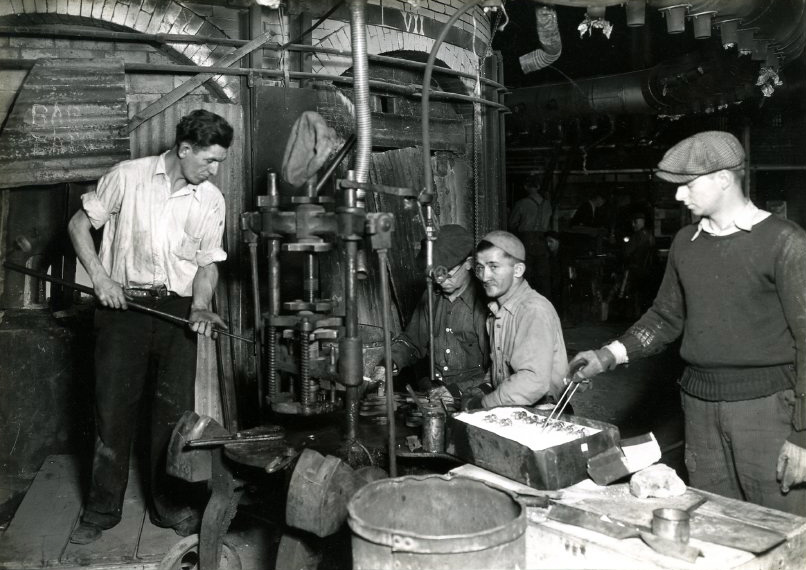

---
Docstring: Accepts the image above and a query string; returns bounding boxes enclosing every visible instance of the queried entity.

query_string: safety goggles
[432,264,463,283]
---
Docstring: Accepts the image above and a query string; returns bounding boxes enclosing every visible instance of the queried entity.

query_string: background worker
[67,110,233,543]
[620,210,657,318]
[570,191,608,231]
[466,231,567,410]
[372,224,489,395]
[570,131,806,515]
[508,174,552,296]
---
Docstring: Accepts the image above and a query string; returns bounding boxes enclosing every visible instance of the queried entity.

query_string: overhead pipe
[649,0,806,62]
[510,0,806,119]
[519,6,562,75]
[508,69,661,119]
[531,0,806,64]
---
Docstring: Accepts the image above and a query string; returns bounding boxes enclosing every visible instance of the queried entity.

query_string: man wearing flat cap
[372,224,489,393]
[571,131,806,515]
[468,230,568,409]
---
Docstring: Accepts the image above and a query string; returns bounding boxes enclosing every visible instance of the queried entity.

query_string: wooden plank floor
[0,455,178,570]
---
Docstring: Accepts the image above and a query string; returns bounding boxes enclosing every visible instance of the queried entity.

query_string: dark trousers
[82,296,198,529]
[682,390,806,516]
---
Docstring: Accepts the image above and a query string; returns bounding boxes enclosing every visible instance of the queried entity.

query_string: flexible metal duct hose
[520,6,562,74]
[349,0,371,183]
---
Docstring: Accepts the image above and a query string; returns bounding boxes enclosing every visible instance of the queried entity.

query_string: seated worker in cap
[570,131,806,515]
[466,231,568,410]
[371,224,489,395]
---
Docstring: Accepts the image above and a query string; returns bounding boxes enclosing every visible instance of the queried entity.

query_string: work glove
[776,440,806,493]
[560,359,594,393]
[568,348,618,380]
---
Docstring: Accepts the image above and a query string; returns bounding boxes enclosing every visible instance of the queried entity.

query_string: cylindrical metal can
[652,508,690,543]
[422,405,445,453]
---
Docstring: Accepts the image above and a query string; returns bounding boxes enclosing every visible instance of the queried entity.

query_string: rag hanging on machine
[281,111,344,188]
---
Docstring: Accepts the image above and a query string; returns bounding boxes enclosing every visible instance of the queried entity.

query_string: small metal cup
[652,508,690,543]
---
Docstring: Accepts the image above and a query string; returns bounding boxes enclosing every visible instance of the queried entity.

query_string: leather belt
[123,285,177,299]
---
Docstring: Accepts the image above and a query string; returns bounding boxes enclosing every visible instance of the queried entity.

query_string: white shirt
[81,152,227,297]
[690,200,771,240]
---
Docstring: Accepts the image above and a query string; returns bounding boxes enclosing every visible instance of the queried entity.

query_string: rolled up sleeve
[82,167,124,229]
[195,194,227,267]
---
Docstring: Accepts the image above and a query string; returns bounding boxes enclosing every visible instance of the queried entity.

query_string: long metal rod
[0,27,506,90]
[267,238,281,399]
[344,238,360,441]
[0,25,251,46]
[0,59,507,111]
[423,205,436,386]
[288,44,506,90]
[186,432,284,448]
[314,135,357,195]
[3,261,254,344]
[379,251,397,477]
[247,243,265,415]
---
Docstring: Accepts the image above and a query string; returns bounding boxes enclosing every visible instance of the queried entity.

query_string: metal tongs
[541,359,589,433]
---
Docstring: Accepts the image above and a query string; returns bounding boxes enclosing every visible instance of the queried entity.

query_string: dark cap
[524,173,541,189]
[656,131,745,184]
[480,230,526,261]
[424,224,474,269]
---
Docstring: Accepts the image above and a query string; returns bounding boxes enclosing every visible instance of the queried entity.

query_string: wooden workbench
[451,465,806,570]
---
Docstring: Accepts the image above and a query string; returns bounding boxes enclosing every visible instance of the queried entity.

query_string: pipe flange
[282,242,333,253]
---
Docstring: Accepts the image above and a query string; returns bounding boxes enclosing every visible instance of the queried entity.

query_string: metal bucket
[347,475,526,570]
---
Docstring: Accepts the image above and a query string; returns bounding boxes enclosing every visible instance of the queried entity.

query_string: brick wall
[0,0,245,129]
[262,1,494,93]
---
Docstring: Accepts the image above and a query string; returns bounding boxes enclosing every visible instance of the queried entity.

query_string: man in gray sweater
[571,131,806,515]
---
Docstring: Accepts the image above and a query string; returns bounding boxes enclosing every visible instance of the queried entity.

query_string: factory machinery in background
[237,0,505,469]
[163,2,507,568]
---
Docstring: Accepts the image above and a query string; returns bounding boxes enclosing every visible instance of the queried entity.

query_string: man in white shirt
[67,109,232,543]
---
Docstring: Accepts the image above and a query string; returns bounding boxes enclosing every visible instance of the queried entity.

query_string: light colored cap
[480,230,526,261]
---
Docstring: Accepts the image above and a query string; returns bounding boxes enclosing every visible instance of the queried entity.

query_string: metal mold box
[446,408,620,490]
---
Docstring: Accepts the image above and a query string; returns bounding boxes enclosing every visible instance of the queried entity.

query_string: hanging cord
[472,14,483,243]
[472,7,504,242]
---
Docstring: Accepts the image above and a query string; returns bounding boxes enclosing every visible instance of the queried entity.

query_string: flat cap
[422,224,474,270]
[480,230,526,261]
[656,131,745,184]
